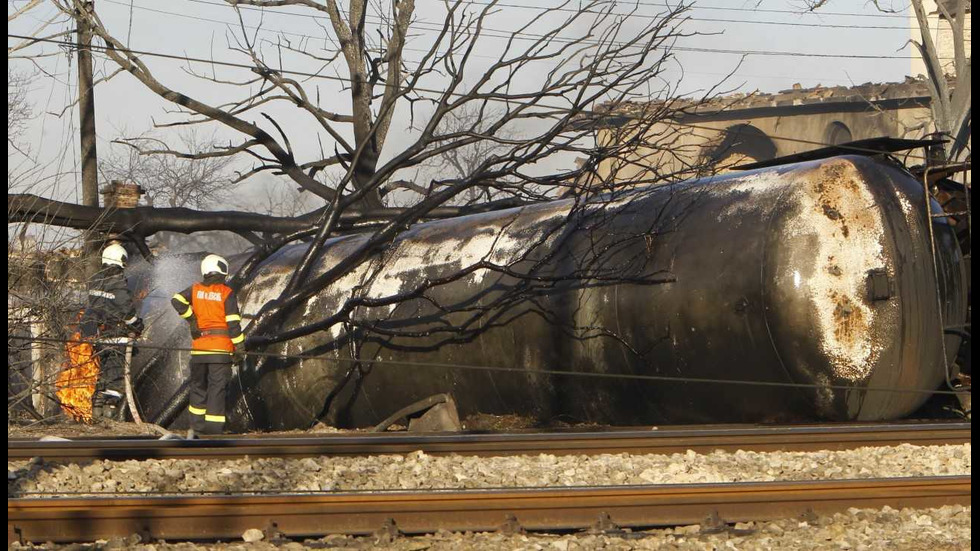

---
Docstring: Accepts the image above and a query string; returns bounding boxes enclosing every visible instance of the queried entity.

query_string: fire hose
[122,340,142,425]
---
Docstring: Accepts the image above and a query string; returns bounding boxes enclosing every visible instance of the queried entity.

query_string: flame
[56,332,100,422]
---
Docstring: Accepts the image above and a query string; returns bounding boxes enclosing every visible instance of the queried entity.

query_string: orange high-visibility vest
[190,282,235,355]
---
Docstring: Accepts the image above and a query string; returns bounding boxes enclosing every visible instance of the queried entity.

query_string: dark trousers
[188,361,231,434]
[93,343,126,419]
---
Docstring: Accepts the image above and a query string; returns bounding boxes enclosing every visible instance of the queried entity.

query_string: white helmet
[101,243,128,268]
[201,254,229,276]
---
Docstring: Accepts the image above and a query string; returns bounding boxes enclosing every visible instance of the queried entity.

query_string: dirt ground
[7,417,165,439]
[7,412,585,440]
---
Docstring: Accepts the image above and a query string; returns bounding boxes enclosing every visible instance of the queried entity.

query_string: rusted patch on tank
[830,292,865,345]
[811,163,882,241]
[784,159,888,380]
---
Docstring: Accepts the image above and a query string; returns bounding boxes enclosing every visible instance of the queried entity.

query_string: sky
[7,0,923,209]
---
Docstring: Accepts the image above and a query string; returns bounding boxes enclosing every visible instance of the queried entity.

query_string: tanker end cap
[765,156,965,421]
[764,158,900,417]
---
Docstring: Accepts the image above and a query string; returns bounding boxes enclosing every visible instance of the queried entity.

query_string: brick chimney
[101,180,144,208]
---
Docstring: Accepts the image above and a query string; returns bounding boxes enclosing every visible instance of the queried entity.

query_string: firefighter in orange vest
[171,254,244,436]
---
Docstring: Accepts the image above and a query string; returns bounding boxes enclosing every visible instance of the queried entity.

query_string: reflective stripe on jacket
[81,267,139,338]
[171,279,243,356]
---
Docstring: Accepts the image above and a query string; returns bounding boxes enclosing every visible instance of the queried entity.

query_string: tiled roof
[602,78,933,117]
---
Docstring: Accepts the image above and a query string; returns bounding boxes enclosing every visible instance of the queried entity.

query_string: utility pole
[77,0,98,209]
[76,0,101,273]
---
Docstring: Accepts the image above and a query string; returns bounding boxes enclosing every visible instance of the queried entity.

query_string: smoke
[132,252,201,383]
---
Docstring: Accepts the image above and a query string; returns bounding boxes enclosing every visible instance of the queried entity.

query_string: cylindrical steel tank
[132,156,968,430]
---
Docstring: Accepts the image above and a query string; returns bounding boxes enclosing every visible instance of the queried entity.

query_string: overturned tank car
[132,155,967,430]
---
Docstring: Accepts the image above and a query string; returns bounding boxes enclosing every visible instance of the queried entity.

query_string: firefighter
[80,242,144,420]
[171,254,244,436]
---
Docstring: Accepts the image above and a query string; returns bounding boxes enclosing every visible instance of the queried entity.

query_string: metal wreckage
[127,153,969,431]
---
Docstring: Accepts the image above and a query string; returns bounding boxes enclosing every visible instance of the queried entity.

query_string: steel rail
[7,422,971,462]
[7,476,971,544]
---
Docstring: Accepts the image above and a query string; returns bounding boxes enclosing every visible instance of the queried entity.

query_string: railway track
[8,422,970,543]
[8,476,971,544]
[7,421,971,461]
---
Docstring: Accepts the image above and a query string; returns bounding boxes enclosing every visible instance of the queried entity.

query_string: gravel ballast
[7,506,972,550]
[8,443,970,496]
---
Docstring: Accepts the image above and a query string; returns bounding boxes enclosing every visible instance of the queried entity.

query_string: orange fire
[56,332,100,422]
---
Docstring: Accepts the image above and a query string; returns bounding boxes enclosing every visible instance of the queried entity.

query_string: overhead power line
[430,0,920,29]
[167,0,937,60]
[446,0,915,19]
[95,0,893,84]
[182,0,918,30]
[7,34,934,160]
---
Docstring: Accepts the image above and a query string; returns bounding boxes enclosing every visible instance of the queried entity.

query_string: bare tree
[390,104,525,206]
[238,178,322,218]
[11,0,703,352]
[101,130,243,252]
[910,0,971,164]
[806,0,970,164]
[101,131,235,210]
[8,68,40,193]
[8,241,92,421]
[7,69,90,421]
[7,69,34,147]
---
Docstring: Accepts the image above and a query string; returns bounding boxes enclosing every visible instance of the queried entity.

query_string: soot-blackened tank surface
[136,156,965,431]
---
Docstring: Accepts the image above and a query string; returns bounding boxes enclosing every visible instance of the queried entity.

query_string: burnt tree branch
[8,193,533,238]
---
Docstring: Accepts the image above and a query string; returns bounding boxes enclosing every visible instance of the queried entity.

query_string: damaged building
[594,79,941,180]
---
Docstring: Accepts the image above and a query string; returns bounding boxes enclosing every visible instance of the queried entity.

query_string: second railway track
[8,476,971,544]
[8,421,971,461]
